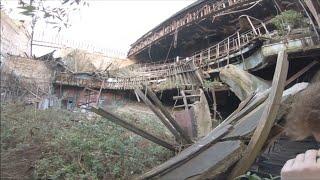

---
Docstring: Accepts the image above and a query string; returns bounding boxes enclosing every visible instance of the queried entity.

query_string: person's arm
[281,149,320,180]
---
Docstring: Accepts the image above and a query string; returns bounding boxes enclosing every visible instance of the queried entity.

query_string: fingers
[282,159,294,172]
[317,149,320,164]
[304,149,318,164]
[293,153,305,167]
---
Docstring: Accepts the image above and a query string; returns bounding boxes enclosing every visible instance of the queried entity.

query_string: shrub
[271,10,307,35]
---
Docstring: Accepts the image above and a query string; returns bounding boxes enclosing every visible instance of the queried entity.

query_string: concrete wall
[0,11,31,57]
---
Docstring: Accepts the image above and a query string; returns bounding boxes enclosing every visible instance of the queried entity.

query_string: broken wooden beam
[134,88,183,142]
[304,0,320,29]
[229,50,289,179]
[172,94,201,100]
[90,106,176,151]
[144,86,193,144]
[180,90,189,111]
[138,124,233,179]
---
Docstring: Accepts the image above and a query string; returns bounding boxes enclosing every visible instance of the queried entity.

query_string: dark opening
[205,90,241,120]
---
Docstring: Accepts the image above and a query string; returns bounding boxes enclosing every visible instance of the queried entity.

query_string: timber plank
[229,50,289,179]
[134,88,182,142]
[90,106,175,151]
[138,125,233,179]
[144,86,193,143]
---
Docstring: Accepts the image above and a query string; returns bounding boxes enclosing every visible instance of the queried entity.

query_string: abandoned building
[1,0,320,179]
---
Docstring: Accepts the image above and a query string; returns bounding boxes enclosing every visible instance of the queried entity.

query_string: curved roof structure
[127,0,276,62]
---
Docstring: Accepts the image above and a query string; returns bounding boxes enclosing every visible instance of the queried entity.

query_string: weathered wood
[229,50,289,179]
[285,60,318,86]
[227,92,255,120]
[160,140,245,180]
[90,106,175,151]
[190,89,212,138]
[172,94,200,100]
[96,80,104,106]
[180,90,189,111]
[144,86,193,143]
[134,90,140,102]
[138,125,233,179]
[304,0,320,28]
[211,88,217,121]
[174,104,195,109]
[223,83,308,139]
[196,141,246,179]
[134,89,183,142]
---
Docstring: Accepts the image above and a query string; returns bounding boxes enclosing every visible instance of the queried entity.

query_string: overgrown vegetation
[271,10,307,35]
[237,171,280,180]
[1,103,173,179]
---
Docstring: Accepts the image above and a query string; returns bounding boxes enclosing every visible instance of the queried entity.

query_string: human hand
[281,149,320,180]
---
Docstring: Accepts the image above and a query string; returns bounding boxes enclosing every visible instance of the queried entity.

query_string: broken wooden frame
[135,86,193,144]
[134,88,184,143]
[137,51,310,179]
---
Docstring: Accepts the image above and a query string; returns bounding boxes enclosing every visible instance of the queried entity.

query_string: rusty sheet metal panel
[174,109,196,139]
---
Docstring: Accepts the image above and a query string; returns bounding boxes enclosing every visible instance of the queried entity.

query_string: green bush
[271,10,307,35]
[237,171,280,180]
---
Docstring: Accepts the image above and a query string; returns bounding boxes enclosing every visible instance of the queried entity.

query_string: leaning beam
[90,106,176,151]
[134,89,183,142]
[285,60,318,86]
[144,86,193,144]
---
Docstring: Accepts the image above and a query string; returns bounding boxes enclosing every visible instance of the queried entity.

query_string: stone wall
[58,48,135,73]
[1,56,53,94]
[0,11,31,57]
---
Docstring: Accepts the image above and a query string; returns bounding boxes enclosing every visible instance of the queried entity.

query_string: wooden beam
[90,106,175,151]
[180,90,189,111]
[285,60,318,86]
[304,0,320,28]
[211,88,217,121]
[96,80,104,106]
[227,92,255,120]
[134,90,141,102]
[144,86,193,144]
[174,104,195,109]
[228,50,289,179]
[173,94,201,100]
[299,0,320,39]
[139,124,233,179]
[134,89,183,142]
